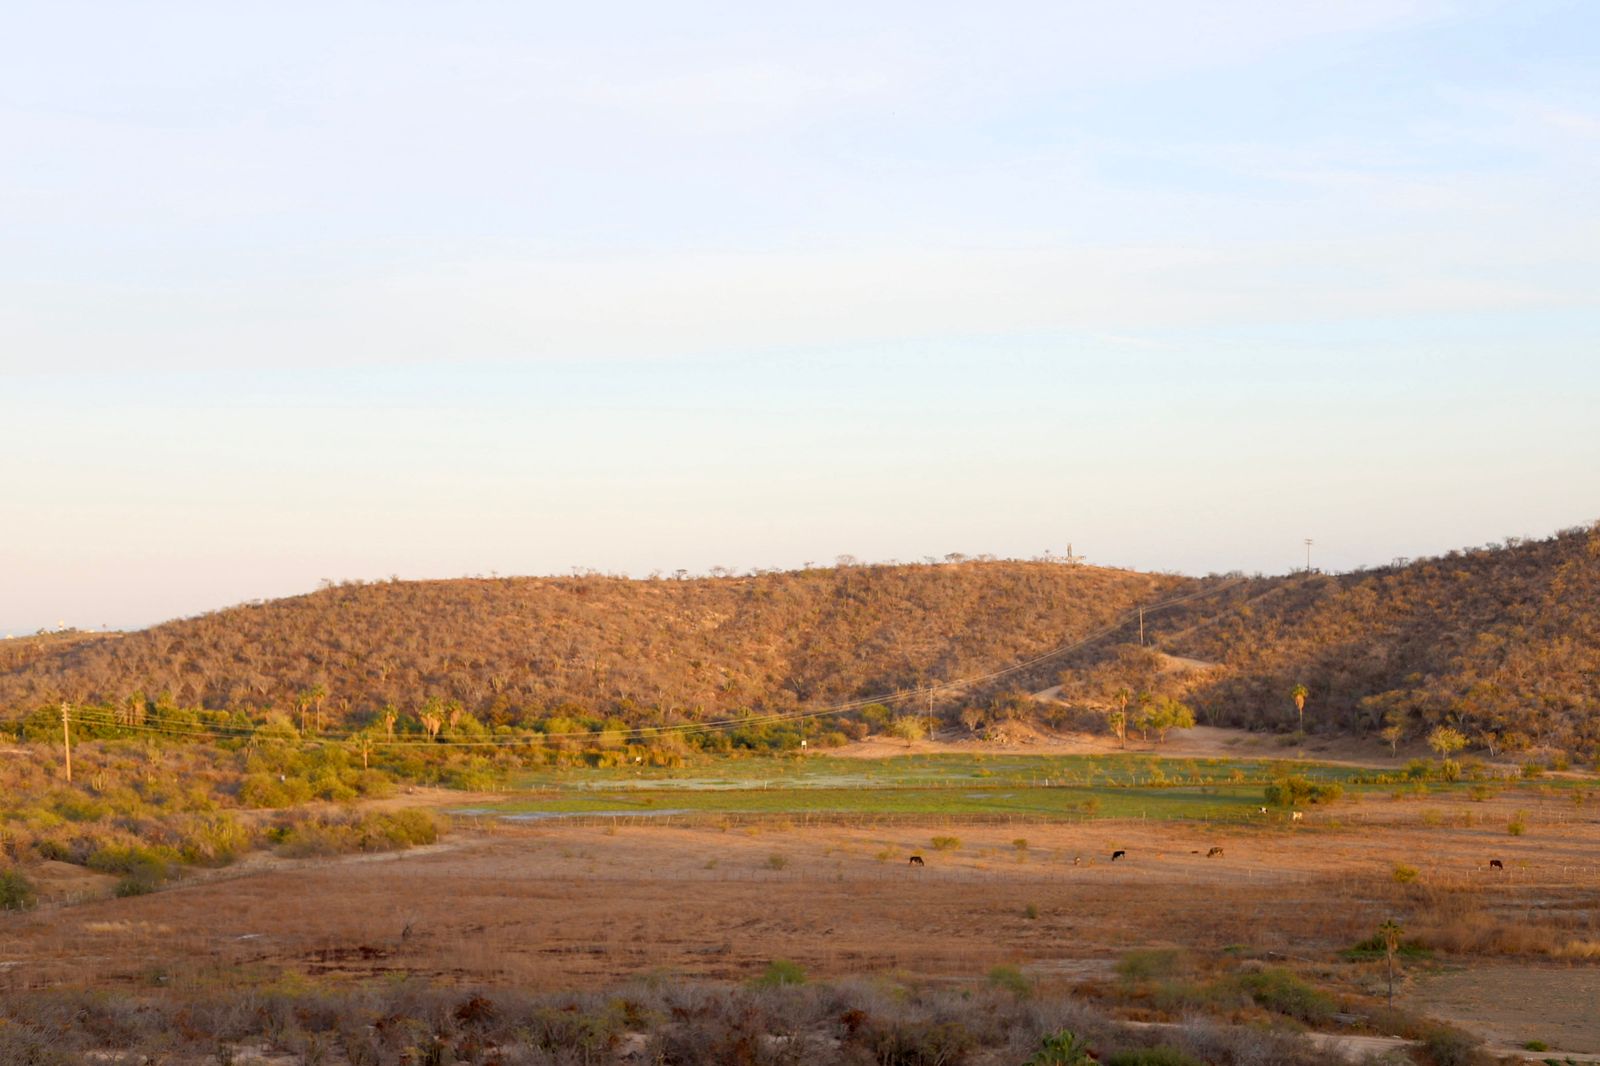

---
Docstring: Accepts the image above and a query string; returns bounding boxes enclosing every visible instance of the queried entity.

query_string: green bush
[0,867,37,910]
[1234,967,1336,1024]
[754,958,806,986]
[1025,1030,1095,1066]
[87,843,174,885]
[1264,775,1342,807]
[1116,949,1185,982]
[1106,1048,1203,1066]
[360,809,439,849]
[1508,811,1527,836]
[931,835,960,851]
[987,964,1032,998]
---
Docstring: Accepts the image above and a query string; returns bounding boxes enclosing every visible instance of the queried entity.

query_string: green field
[506,752,1367,791]
[460,752,1435,823]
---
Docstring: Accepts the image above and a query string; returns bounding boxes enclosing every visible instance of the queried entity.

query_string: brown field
[4,791,1598,1056]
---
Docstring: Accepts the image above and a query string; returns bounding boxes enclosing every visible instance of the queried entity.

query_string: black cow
[908,855,925,866]
[1111,850,1127,861]
[1489,859,1504,870]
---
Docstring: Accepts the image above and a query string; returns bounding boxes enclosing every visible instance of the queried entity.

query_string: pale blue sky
[2,1,1597,633]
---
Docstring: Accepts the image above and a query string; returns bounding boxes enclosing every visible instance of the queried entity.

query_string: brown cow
[908,855,925,866]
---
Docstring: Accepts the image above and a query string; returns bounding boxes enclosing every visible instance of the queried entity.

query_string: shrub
[88,843,173,883]
[1264,775,1342,807]
[765,853,788,870]
[754,958,806,987]
[1392,864,1420,884]
[987,965,1032,998]
[931,836,960,851]
[1106,1048,1203,1066]
[1026,1030,1095,1066]
[362,809,439,848]
[1420,1024,1490,1066]
[1115,949,1184,982]
[0,867,37,910]
[1507,812,1527,836]
[865,1020,974,1066]
[1234,968,1335,1024]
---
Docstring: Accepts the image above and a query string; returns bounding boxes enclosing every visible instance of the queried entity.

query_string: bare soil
[5,789,1596,1058]
[1405,962,1600,1054]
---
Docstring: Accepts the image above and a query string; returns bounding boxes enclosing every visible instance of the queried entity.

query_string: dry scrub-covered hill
[1064,524,1600,756]
[6,525,1597,755]
[0,563,1192,725]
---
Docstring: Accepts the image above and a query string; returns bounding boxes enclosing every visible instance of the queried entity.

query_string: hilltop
[3,523,1597,758]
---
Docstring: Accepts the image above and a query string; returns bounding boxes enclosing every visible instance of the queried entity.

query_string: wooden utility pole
[927,686,935,741]
[1138,607,1145,646]
[60,702,73,783]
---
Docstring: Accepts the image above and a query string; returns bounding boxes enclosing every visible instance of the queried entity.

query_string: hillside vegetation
[1062,524,1600,759]
[4,524,1598,760]
[0,563,1189,729]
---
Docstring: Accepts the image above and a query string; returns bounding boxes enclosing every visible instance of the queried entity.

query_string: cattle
[1072,856,1081,866]
[1258,807,1269,815]
[1291,811,1304,822]
[1207,846,1224,858]
[908,855,925,866]
[1489,859,1504,870]
[1111,850,1127,861]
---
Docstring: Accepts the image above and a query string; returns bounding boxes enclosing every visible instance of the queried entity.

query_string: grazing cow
[1291,811,1304,822]
[1207,846,1224,858]
[1258,807,1269,815]
[1489,859,1504,870]
[908,855,925,866]
[1111,850,1127,861]
[1072,856,1081,866]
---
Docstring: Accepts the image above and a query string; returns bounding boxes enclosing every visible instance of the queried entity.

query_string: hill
[0,562,1193,730]
[4,524,1597,759]
[1057,523,1600,759]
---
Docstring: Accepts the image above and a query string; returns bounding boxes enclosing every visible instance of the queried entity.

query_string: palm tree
[1378,918,1404,1006]
[1109,687,1132,749]
[1290,684,1309,730]
[305,684,328,733]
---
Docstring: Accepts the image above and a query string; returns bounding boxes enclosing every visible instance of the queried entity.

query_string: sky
[2,0,1598,634]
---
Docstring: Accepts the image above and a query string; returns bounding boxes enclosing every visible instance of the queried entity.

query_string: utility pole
[1304,538,1314,573]
[926,685,935,741]
[60,702,73,783]
[1138,607,1145,646]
